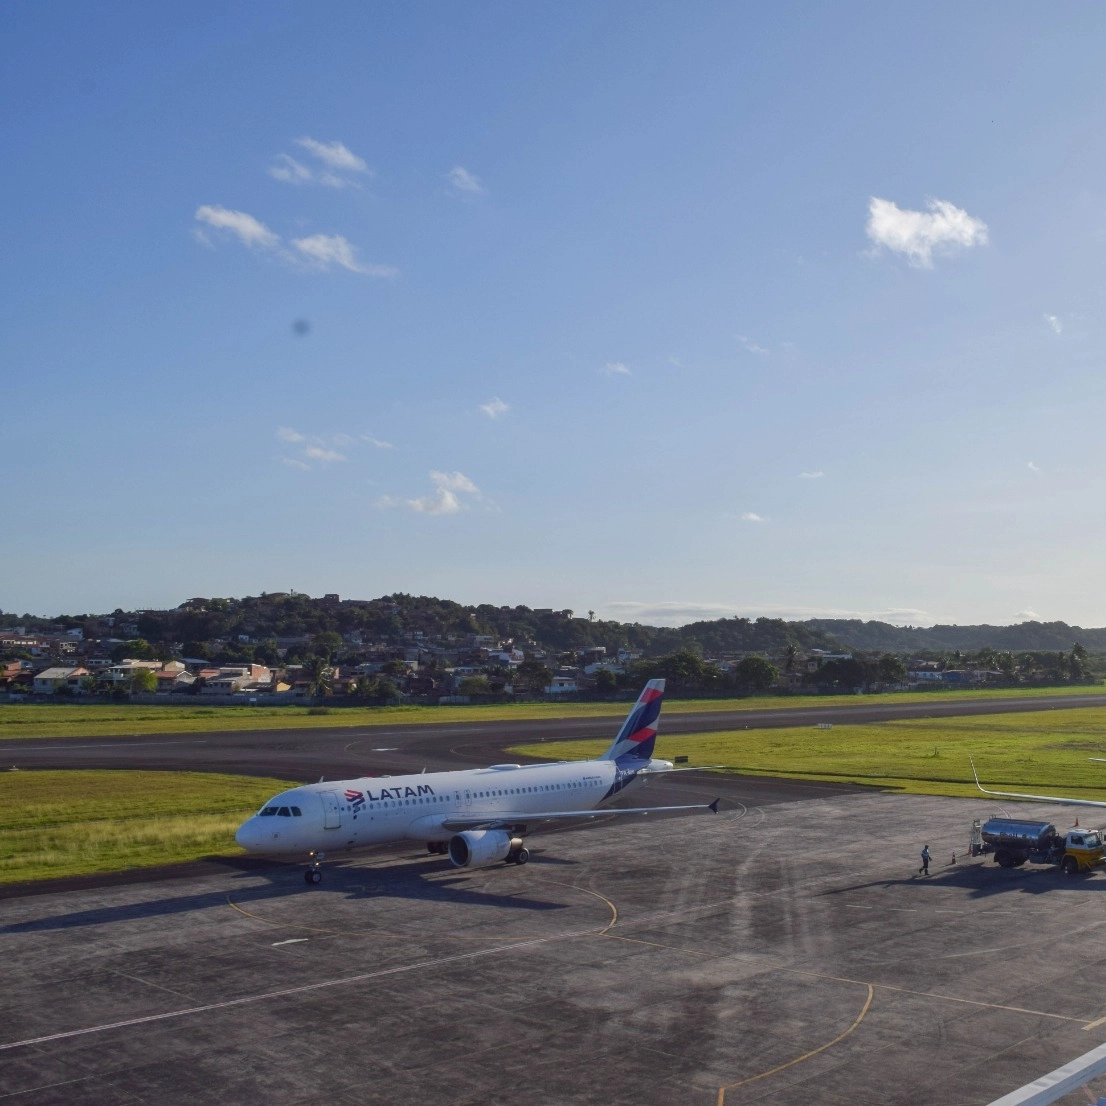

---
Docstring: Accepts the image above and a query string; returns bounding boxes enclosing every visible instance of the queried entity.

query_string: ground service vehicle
[969,817,1106,874]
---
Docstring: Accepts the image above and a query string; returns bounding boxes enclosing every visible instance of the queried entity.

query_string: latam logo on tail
[236,679,719,884]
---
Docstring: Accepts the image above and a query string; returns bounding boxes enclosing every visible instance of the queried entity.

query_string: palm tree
[301,654,333,697]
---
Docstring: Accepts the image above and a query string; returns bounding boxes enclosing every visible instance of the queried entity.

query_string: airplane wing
[969,756,1106,808]
[440,799,719,833]
[637,764,727,775]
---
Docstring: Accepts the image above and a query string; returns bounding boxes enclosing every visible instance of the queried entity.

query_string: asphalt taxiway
[6,787,1106,1105]
[6,694,1106,1103]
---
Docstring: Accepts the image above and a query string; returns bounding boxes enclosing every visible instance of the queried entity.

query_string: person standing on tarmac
[919,844,931,876]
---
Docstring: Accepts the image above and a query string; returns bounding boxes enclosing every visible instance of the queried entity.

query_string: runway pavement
[4,691,1106,786]
[6,789,1106,1106]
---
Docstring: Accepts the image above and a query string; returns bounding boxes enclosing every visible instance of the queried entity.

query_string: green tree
[112,638,156,663]
[515,660,553,694]
[130,668,157,694]
[876,654,907,686]
[593,669,618,693]
[458,675,491,695]
[732,656,779,691]
[312,632,344,660]
[301,655,333,697]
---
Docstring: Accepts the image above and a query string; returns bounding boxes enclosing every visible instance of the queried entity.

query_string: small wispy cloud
[270,137,372,188]
[196,209,390,277]
[379,471,484,515]
[1016,608,1041,621]
[668,356,687,369]
[866,196,988,268]
[291,234,396,276]
[1044,314,1063,335]
[1027,461,1040,474]
[738,335,769,356]
[741,512,766,523]
[194,205,279,250]
[446,166,485,195]
[798,471,825,479]
[480,397,509,419]
[277,427,388,468]
[601,361,631,377]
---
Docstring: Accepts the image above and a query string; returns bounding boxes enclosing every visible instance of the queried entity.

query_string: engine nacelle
[448,829,518,869]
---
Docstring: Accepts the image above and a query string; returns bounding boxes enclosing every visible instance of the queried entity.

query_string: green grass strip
[2,682,1104,740]
[0,770,297,883]
[511,706,1106,802]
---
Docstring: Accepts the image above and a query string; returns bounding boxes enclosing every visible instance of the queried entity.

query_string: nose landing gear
[304,851,325,884]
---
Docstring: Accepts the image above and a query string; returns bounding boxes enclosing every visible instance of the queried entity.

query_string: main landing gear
[507,839,530,865]
[427,842,448,855]
[304,851,324,884]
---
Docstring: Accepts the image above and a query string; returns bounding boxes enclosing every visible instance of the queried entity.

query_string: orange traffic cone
[1075,817,1080,827]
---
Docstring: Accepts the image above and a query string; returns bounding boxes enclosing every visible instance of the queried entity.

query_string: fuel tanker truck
[969,818,1106,874]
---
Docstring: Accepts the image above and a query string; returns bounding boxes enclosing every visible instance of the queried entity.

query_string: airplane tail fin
[599,679,665,762]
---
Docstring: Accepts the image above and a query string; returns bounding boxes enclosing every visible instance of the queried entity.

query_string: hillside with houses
[1,593,1102,704]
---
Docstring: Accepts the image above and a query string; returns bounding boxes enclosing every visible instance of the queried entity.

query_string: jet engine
[448,829,523,869]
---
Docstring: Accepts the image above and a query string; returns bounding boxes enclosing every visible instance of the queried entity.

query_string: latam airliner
[235,679,718,882]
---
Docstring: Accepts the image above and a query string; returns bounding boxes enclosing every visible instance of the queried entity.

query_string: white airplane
[236,679,720,883]
[970,756,1106,809]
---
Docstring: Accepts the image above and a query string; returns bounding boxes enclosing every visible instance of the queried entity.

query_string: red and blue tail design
[599,679,665,762]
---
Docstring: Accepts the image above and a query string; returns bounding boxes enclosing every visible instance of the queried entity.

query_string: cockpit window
[278,807,291,816]
[291,806,302,816]
[260,806,278,816]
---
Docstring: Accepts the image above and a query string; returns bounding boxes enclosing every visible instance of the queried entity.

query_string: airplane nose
[235,818,260,851]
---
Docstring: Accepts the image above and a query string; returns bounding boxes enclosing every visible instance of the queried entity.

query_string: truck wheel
[995,850,1014,868]
[1012,857,1026,867]
[1062,856,1078,876]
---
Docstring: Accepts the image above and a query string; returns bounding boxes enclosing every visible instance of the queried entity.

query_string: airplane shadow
[0,849,578,934]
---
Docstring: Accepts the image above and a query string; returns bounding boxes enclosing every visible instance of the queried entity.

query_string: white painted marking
[271,938,309,947]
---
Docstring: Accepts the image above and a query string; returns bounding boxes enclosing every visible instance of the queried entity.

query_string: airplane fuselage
[235,757,662,858]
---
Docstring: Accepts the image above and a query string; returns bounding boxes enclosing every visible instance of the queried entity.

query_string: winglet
[709,798,720,813]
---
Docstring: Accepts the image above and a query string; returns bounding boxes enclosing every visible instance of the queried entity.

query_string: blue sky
[4,3,1106,626]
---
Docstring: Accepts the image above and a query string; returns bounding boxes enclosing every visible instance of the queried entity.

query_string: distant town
[1,591,1101,704]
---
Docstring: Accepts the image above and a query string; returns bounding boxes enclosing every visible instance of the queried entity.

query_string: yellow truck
[969,818,1106,875]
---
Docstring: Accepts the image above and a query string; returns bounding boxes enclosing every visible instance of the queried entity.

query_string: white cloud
[277,427,305,443]
[798,471,825,479]
[668,356,687,369]
[303,446,346,464]
[738,335,769,355]
[295,137,369,173]
[194,205,279,250]
[281,458,311,471]
[379,470,484,515]
[601,361,631,376]
[290,234,396,276]
[268,154,315,186]
[446,166,485,194]
[866,196,988,268]
[361,434,393,449]
[1027,461,1040,474]
[741,512,765,522]
[1016,609,1041,621]
[1044,314,1063,335]
[480,397,509,419]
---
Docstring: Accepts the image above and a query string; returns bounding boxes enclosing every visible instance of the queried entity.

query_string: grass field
[0,770,297,883]
[1,682,1104,740]
[511,706,1106,802]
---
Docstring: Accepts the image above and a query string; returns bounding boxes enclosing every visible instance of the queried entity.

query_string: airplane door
[321,791,342,829]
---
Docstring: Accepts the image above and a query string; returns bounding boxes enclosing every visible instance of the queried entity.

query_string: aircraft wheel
[304,870,314,884]
[515,848,529,866]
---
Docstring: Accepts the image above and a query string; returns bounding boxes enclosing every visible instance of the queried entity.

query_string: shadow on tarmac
[0,851,578,934]
[822,859,1106,899]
